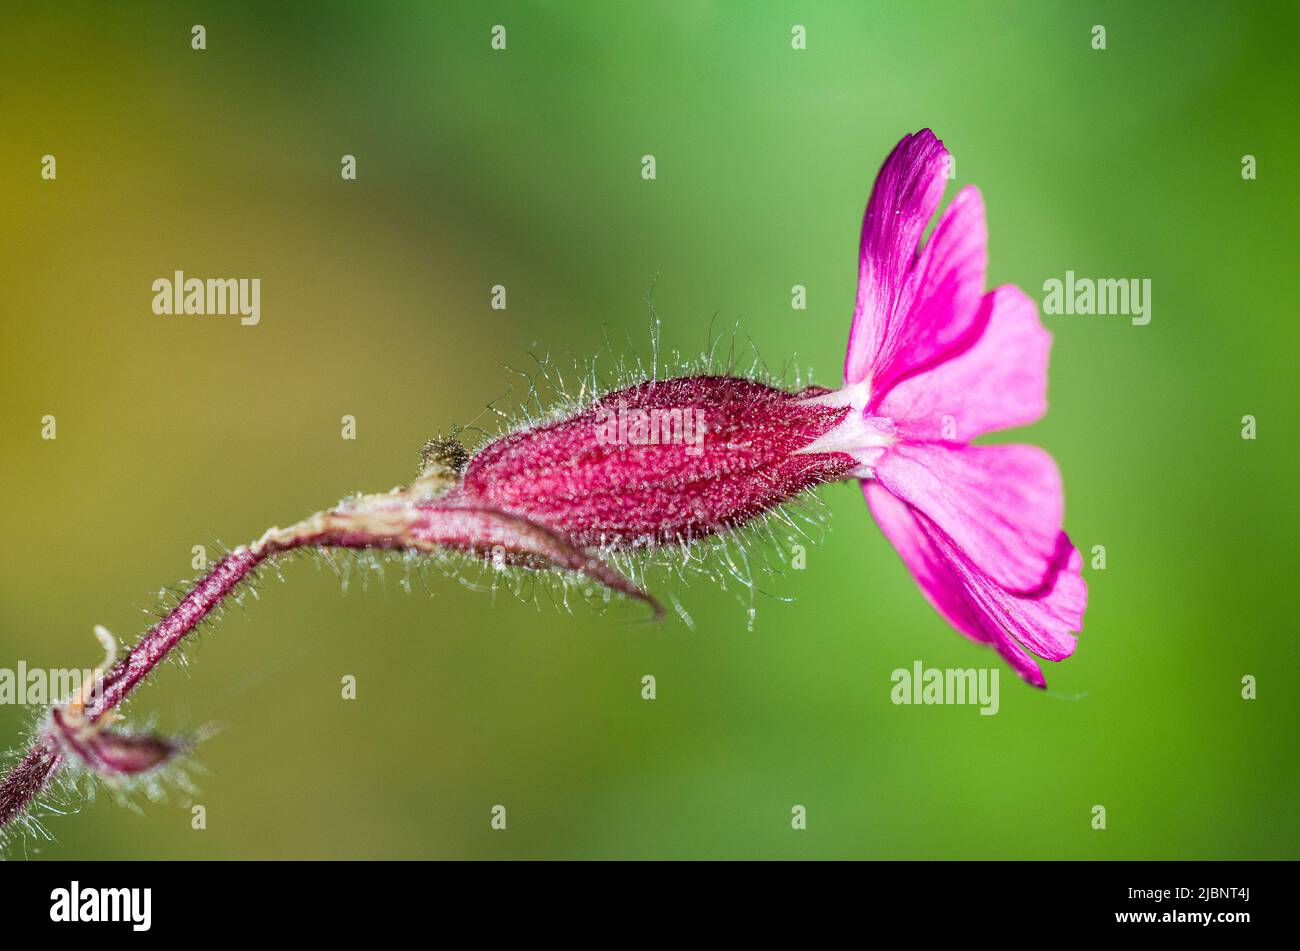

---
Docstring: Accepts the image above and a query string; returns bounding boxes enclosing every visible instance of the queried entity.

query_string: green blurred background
[1,1,1296,859]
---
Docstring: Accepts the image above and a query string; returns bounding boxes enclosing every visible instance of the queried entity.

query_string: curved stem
[86,548,265,722]
[0,547,266,830]
[0,489,652,833]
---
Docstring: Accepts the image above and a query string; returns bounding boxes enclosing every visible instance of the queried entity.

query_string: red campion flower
[1,127,1085,836]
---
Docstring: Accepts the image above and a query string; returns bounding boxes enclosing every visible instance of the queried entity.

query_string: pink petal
[924,520,1085,685]
[866,482,1086,687]
[885,187,989,393]
[877,285,1050,442]
[843,130,987,399]
[866,482,990,643]
[844,130,949,386]
[873,442,1063,593]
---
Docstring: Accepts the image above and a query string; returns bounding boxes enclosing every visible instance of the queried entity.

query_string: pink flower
[828,128,1087,686]
[407,128,1085,685]
[1,128,1084,835]
[324,130,1084,684]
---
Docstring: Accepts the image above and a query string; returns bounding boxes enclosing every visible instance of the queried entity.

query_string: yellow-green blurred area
[1,1,1296,859]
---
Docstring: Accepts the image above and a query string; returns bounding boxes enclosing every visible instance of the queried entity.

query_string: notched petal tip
[865,482,1086,689]
[846,127,972,389]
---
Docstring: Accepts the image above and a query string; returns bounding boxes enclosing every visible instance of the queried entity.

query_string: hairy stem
[0,546,267,830]
[0,484,653,833]
[0,737,62,829]
[87,548,265,721]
